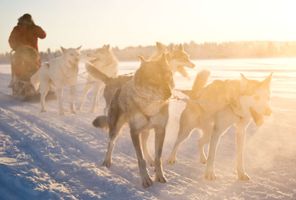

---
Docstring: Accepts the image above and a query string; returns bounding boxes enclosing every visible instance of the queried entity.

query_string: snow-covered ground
[0,58,295,200]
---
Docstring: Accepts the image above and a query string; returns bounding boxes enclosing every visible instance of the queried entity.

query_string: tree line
[1,41,296,64]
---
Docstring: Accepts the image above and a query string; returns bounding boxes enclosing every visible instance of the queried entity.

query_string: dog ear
[178,44,184,51]
[61,46,66,53]
[156,42,166,50]
[240,73,248,81]
[138,56,147,63]
[261,73,273,87]
[240,73,249,90]
[76,46,82,50]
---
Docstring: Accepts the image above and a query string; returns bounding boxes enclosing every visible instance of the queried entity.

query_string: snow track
[1,59,296,199]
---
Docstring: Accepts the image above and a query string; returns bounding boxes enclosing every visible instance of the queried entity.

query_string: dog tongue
[249,107,264,126]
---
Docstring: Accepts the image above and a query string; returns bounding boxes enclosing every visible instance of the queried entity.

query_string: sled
[10,46,41,101]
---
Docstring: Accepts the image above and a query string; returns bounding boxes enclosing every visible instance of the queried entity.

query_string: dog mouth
[187,61,195,68]
[249,107,264,126]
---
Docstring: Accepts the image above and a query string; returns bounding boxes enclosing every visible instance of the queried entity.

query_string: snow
[0,58,296,200]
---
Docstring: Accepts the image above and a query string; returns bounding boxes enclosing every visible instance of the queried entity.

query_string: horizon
[1,0,296,54]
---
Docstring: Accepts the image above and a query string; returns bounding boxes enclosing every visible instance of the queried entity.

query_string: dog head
[88,45,114,61]
[61,46,81,67]
[87,44,117,64]
[135,53,174,99]
[239,73,273,126]
[151,43,195,78]
[167,44,195,78]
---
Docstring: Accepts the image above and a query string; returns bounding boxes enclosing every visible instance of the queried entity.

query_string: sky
[1,0,296,53]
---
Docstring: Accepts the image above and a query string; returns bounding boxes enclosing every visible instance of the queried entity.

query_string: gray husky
[92,54,173,188]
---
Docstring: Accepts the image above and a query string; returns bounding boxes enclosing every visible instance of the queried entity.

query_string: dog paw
[59,111,65,116]
[167,156,176,165]
[238,173,250,181]
[142,174,153,188]
[145,158,154,167]
[200,156,207,164]
[102,160,111,168]
[40,109,46,113]
[205,170,216,180]
[155,174,167,183]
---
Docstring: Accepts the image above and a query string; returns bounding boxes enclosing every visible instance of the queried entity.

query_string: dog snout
[187,61,195,68]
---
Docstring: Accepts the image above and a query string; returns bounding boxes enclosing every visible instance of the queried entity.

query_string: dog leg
[90,82,101,113]
[235,121,250,180]
[198,124,213,164]
[141,130,154,166]
[69,86,76,114]
[56,88,64,115]
[205,108,239,180]
[154,126,167,183]
[130,128,153,188]
[39,81,49,112]
[77,81,93,111]
[102,136,116,168]
[102,114,125,168]
[204,126,221,180]
[168,112,196,164]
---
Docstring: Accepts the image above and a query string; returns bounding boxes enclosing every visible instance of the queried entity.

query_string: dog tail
[92,116,108,129]
[92,88,122,131]
[86,64,112,84]
[179,70,210,98]
[192,70,210,94]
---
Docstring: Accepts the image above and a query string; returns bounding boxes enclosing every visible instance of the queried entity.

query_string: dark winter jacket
[8,24,46,51]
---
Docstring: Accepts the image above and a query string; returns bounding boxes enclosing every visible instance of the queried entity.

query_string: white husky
[31,46,83,115]
[78,45,118,113]
[168,71,272,180]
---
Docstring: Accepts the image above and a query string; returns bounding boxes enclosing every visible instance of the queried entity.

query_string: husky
[78,45,118,112]
[167,70,272,180]
[92,54,174,188]
[31,46,82,115]
[87,42,195,165]
[142,42,195,165]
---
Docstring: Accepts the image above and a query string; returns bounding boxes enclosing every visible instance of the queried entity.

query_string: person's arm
[8,27,19,50]
[34,25,46,39]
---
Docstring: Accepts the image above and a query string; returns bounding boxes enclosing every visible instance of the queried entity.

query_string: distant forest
[1,41,296,64]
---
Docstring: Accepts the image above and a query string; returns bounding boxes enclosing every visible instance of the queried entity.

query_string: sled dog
[78,45,118,112]
[92,54,173,188]
[31,46,82,115]
[168,70,272,180]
